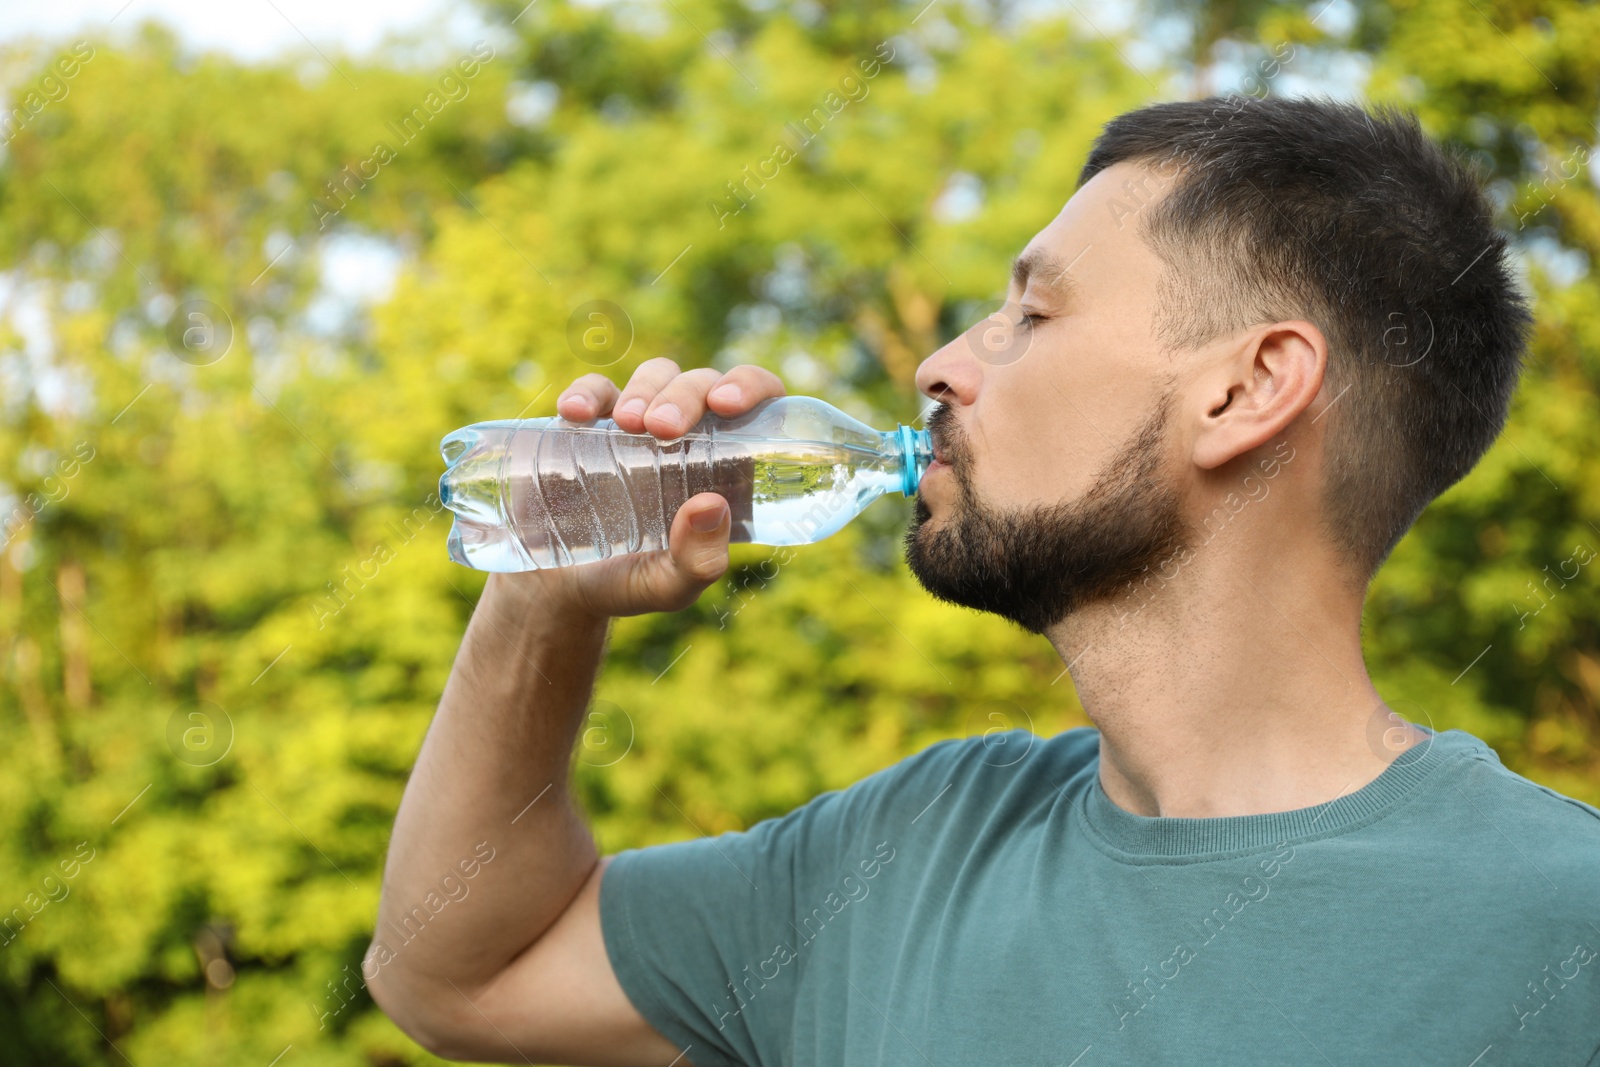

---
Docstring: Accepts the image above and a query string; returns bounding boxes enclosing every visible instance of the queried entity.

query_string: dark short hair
[1077,95,1533,578]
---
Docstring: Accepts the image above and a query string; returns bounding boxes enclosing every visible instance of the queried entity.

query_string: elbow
[364,949,464,1058]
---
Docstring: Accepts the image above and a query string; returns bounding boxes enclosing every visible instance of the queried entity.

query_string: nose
[915,326,984,407]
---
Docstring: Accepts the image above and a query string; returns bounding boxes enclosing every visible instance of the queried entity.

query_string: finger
[615,492,730,615]
[611,358,682,433]
[550,493,729,618]
[643,368,724,439]
[706,365,787,417]
[556,374,622,421]
[664,492,731,587]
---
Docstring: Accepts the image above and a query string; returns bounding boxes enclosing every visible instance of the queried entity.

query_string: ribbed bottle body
[439,398,931,572]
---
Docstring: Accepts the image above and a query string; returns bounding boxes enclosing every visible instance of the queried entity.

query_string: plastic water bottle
[439,396,933,572]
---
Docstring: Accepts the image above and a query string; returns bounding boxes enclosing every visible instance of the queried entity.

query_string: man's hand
[498,358,787,620]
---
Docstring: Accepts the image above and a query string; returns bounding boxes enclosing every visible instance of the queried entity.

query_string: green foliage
[0,0,1595,1062]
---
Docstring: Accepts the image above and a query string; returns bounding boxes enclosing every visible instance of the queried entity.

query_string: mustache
[926,403,966,467]
[924,403,975,491]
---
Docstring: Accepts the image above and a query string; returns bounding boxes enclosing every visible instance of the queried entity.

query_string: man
[368,96,1600,1065]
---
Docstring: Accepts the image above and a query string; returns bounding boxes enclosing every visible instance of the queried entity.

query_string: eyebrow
[1010,248,1080,306]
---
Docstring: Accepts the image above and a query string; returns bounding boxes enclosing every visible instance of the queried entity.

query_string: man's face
[904,161,1192,633]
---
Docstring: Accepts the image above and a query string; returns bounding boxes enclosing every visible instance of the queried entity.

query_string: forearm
[366,361,761,1057]
[368,571,609,1005]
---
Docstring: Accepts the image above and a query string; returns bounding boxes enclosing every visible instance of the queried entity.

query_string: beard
[903,398,1188,634]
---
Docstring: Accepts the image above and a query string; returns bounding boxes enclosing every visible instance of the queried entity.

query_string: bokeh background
[0,0,1596,1061]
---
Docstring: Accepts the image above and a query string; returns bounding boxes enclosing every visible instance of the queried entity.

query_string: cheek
[972,371,1062,505]
[977,357,1112,507]
[979,326,1158,508]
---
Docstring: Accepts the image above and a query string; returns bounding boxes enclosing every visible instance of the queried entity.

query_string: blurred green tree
[0,0,1594,1062]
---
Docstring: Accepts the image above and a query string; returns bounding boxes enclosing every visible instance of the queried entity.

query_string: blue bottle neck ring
[896,424,933,497]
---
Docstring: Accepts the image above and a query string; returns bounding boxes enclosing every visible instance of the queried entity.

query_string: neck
[1045,526,1400,819]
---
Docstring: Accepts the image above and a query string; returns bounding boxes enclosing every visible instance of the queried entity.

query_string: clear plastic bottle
[439,396,933,572]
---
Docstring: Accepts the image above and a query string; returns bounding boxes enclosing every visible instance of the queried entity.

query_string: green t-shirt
[601,727,1600,1066]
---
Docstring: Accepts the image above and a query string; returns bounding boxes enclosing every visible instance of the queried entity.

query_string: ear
[1191,320,1326,471]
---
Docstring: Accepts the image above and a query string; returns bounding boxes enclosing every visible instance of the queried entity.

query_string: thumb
[668,492,732,587]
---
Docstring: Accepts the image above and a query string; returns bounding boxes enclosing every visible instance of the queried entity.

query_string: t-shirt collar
[1077,727,1482,861]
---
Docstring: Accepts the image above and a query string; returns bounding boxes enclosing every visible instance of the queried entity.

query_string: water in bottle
[438,396,933,572]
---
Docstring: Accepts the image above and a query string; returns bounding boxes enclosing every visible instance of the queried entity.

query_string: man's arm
[366,361,787,1064]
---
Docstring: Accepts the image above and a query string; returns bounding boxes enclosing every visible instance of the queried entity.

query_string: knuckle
[686,369,724,397]
[623,361,673,394]
[732,365,784,393]
[656,371,716,405]
[645,388,681,411]
[690,551,729,582]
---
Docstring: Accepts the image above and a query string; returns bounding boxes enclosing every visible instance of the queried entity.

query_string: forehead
[1011,160,1168,303]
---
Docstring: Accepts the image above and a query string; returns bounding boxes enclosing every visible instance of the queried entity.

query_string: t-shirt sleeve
[599,736,971,1067]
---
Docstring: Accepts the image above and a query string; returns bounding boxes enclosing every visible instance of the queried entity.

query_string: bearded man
[369,96,1600,1066]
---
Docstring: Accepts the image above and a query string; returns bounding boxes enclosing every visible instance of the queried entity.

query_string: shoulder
[610,729,1100,877]
[1447,732,1600,851]
[1447,732,1600,819]
[815,725,1102,830]
[1420,731,1600,915]
[899,724,1102,783]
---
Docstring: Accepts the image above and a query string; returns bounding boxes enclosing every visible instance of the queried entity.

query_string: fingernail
[618,398,646,418]
[689,502,726,532]
[652,402,683,428]
[708,384,741,405]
